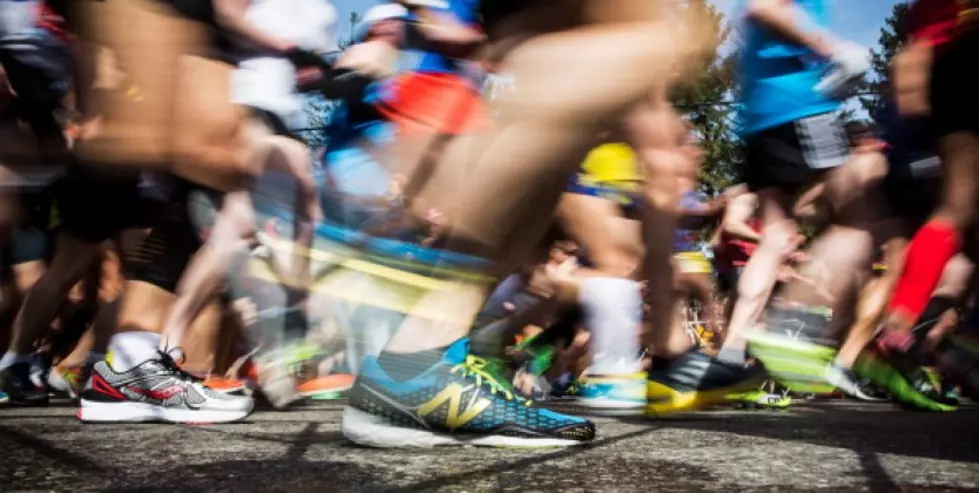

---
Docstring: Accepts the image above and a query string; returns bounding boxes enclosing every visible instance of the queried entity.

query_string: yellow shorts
[675,251,713,275]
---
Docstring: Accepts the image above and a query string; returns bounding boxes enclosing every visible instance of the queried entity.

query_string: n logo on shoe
[417,383,490,429]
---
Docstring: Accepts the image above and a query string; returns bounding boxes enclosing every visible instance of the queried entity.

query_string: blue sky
[332,0,904,49]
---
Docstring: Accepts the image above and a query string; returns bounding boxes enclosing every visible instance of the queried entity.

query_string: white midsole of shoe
[79,400,252,423]
[575,396,646,409]
[340,406,585,448]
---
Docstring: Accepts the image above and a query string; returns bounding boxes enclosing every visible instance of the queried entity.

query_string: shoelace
[157,350,204,383]
[451,355,531,407]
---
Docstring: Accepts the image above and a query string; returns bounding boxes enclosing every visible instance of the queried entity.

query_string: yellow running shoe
[646,349,767,415]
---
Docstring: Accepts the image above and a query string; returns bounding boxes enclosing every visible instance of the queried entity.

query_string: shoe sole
[299,385,354,399]
[78,400,253,424]
[573,397,646,416]
[209,385,249,395]
[725,391,792,410]
[645,375,766,415]
[854,352,957,412]
[341,406,589,448]
[747,332,837,394]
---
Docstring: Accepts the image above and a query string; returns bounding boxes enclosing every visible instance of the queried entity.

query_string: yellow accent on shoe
[645,375,765,415]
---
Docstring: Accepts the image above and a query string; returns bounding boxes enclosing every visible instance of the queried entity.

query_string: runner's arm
[721,194,761,243]
[403,2,485,56]
[679,196,727,218]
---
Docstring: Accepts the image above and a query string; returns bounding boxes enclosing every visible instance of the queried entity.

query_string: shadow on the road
[189,421,347,448]
[0,424,110,475]
[658,408,979,464]
[376,424,666,492]
[100,459,388,492]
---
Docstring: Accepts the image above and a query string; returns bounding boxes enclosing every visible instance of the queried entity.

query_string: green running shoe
[854,344,958,412]
[747,331,837,394]
[725,389,792,410]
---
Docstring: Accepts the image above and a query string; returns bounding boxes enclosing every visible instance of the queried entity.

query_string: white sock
[0,352,30,372]
[717,345,746,365]
[107,332,162,372]
[580,277,642,375]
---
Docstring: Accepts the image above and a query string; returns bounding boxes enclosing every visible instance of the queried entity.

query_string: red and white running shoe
[78,351,253,424]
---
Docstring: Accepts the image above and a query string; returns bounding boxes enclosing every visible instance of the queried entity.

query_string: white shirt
[231,0,337,127]
[0,0,38,39]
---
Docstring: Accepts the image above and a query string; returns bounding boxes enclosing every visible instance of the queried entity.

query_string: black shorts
[0,31,72,140]
[3,188,56,265]
[743,112,849,194]
[127,178,210,293]
[715,265,743,296]
[57,167,166,243]
[882,116,941,232]
[930,28,979,138]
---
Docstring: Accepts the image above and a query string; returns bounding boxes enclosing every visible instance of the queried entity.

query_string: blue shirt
[400,0,480,75]
[738,0,840,135]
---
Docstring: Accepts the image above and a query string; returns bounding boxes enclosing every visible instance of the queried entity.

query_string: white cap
[354,3,410,41]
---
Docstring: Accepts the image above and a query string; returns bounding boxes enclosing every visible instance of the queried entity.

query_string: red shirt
[907,0,979,46]
[714,218,762,270]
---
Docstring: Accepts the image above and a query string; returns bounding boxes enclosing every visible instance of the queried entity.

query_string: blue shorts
[566,173,641,214]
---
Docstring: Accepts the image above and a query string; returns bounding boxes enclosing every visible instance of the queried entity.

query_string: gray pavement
[2,399,978,492]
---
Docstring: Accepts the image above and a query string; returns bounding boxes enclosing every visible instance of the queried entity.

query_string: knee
[756,219,798,257]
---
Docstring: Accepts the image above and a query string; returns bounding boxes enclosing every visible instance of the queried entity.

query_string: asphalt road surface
[2,399,978,492]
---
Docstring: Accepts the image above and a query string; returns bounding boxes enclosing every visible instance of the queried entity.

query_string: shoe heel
[341,406,455,448]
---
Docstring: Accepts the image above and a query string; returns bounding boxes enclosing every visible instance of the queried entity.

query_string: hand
[73,116,102,141]
[815,41,870,97]
[231,297,259,327]
[296,67,323,86]
[286,47,328,70]
[788,249,810,264]
[336,41,397,78]
[544,257,579,287]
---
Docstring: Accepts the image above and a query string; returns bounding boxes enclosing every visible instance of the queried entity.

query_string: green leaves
[858,2,910,122]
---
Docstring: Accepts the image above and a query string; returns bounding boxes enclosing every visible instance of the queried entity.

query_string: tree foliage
[299,12,364,149]
[671,0,742,197]
[859,2,909,122]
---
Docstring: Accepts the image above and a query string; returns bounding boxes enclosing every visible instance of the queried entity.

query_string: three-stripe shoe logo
[417,383,491,429]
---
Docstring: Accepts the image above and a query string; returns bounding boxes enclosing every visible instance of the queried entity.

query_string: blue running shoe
[0,389,8,404]
[577,373,647,413]
[341,339,596,448]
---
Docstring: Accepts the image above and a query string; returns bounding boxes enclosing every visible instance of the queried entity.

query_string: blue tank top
[738,0,841,135]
